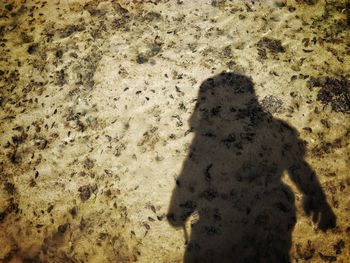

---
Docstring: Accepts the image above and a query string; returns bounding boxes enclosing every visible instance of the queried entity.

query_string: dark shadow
[167,72,336,263]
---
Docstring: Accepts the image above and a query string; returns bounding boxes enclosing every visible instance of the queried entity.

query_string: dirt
[308,76,350,114]
[0,0,349,262]
[257,37,286,53]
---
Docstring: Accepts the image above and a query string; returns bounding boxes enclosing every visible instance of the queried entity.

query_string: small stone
[136,54,147,64]
[83,158,95,169]
[57,223,69,234]
[78,185,91,201]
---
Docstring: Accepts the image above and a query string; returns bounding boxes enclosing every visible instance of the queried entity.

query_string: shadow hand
[303,195,336,230]
[167,213,186,228]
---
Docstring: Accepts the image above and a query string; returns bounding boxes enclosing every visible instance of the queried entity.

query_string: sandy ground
[0,0,349,262]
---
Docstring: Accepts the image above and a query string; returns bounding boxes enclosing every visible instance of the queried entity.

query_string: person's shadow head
[189,72,265,131]
[168,72,336,263]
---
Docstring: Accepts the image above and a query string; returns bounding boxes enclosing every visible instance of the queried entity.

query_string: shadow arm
[167,155,201,228]
[167,179,197,228]
[288,159,336,230]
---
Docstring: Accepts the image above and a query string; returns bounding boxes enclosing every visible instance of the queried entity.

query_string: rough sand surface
[0,0,349,262]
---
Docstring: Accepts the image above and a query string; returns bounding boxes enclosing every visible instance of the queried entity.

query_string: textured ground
[0,0,349,262]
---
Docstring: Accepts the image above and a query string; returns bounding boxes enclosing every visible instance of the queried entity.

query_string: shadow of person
[167,72,336,263]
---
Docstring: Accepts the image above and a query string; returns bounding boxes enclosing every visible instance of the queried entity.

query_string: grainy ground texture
[0,0,349,262]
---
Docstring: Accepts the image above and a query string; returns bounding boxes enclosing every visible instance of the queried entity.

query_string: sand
[0,0,349,262]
